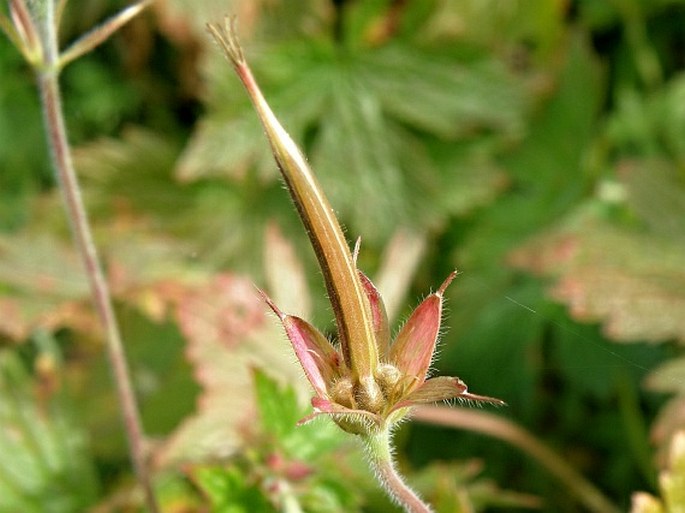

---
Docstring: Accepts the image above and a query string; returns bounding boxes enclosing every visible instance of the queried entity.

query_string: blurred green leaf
[193,465,273,513]
[61,57,141,142]
[74,128,183,220]
[647,357,685,395]
[510,203,685,344]
[607,74,685,163]
[434,32,603,413]
[357,45,527,140]
[179,30,529,241]
[75,127,304,274]
[413,460,541,512]
[0,232,94,341]
[253,368,300,441]
[0,44,49,229]
[621,159,685,239]
[0,341,98,513]
[5,0,685,509]
[0,212,215,341]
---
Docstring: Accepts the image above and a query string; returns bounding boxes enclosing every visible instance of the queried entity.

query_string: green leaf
[180,29,529,242]
[310,67,406,240]
[357,44,527,140]
[253,368,300,441]
[75,126,305,274]
[74,128,183,219]
[0,341,98,513]
[193,466,273,513]
[252,368,348,462]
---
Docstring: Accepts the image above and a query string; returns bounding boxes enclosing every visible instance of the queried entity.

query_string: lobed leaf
[510,204,685,345]
[0,345,98,513]
[179,30,528,242]
[154,231,315,466]
[253,368,301,442]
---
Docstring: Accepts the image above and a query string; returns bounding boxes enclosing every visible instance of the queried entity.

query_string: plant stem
[362,429,433,513]
[413,405,621,513]
[35,11,159,513]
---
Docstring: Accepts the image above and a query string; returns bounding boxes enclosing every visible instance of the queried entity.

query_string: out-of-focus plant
[0,334,98,513]
[0,1,158,510]
[185,369,536,513]
[630,431,685,513]
[509,0,685,472]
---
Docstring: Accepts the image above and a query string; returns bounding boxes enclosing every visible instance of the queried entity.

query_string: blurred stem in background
[413,405,622,513]
[0,1,158,511]
[610,0,663,90]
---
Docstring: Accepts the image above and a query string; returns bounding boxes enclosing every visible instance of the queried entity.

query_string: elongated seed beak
[208,17,380,380]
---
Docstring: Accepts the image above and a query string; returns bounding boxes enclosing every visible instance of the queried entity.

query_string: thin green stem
[31,6,159,512]
[362,429,433,513]
[616,369,656,489]
[611,0,662,90]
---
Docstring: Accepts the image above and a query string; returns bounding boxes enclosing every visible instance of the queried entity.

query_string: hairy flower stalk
[208,17,505,512]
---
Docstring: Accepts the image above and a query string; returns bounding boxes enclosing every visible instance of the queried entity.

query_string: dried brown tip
[207,15,245,69]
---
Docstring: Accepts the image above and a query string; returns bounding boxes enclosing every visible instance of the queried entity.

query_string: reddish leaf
[155,228,314,466]
[510,205,685,344]
[0,233,97,340]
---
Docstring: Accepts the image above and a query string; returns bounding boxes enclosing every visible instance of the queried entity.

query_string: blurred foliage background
[2,0,685,511]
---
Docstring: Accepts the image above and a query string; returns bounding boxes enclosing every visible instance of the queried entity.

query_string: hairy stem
[362,429,433,513]
[34,7,159,513]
